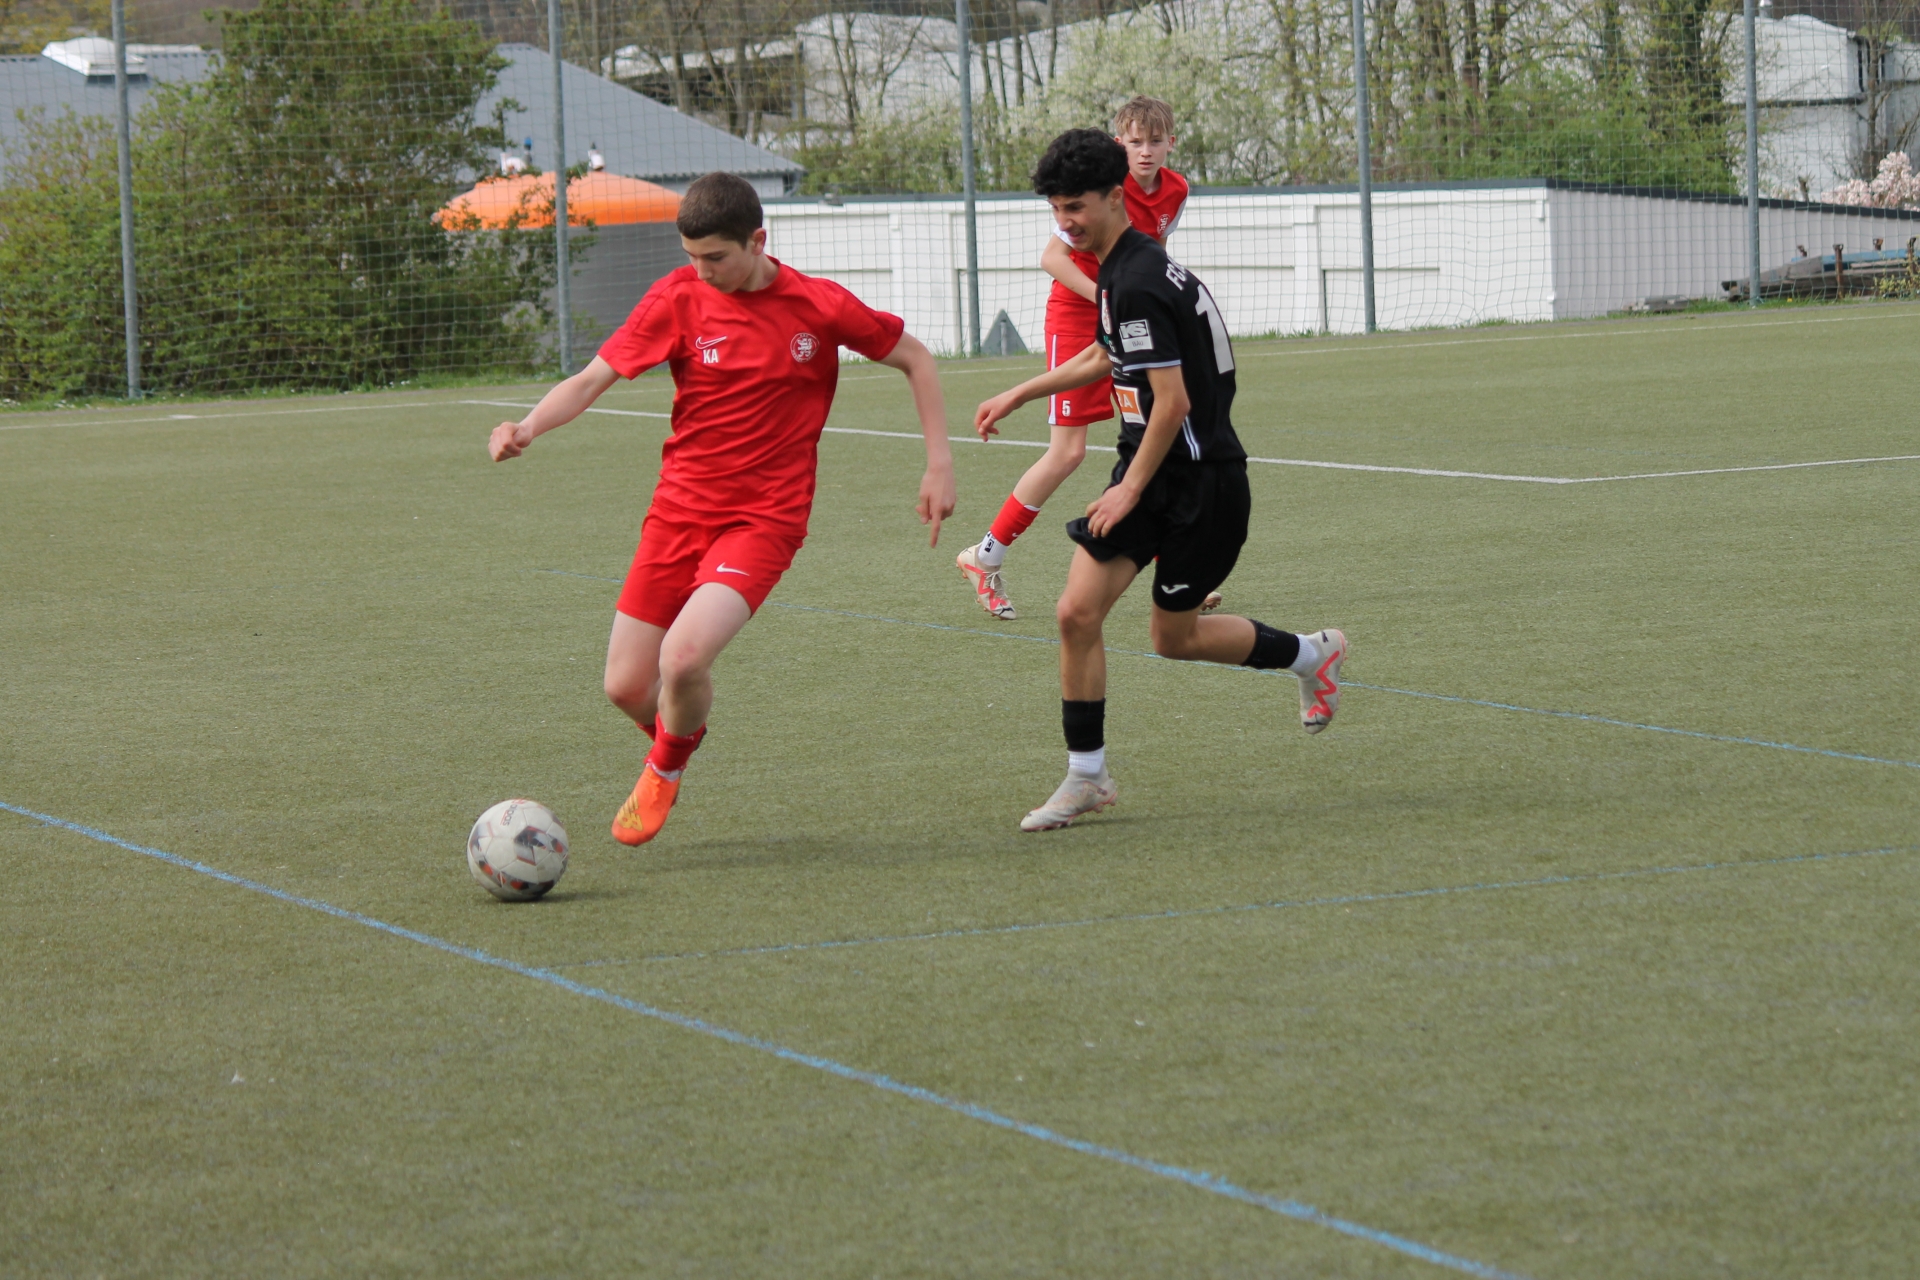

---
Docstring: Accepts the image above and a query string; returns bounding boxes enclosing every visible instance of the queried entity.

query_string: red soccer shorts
[1044,330,1112,428]
[616,500,806,628]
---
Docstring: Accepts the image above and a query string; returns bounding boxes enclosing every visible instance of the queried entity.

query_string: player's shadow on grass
[651,812,1187,873]
[504,884,642,904]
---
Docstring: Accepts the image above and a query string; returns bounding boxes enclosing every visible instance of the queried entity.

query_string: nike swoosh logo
[715,564,748,575]
[1159,583,1189,594]
[694,336,727,350]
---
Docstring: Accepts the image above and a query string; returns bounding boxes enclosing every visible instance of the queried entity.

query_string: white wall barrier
[761,182,1920,354]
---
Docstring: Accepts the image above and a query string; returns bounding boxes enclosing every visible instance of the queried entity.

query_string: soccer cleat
[1020,770,1118,832]
[956,543,1017,619]
[1200,591,1223,613]
[611,763,681,846]
[1298,628,1347,734]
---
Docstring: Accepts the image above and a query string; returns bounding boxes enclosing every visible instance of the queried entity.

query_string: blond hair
[1112,95,1176,140]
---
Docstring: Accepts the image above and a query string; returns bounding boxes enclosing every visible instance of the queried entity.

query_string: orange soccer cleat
[611,764,681,846]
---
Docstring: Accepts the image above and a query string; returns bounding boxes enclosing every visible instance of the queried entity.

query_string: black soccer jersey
[1096,228,1245,465]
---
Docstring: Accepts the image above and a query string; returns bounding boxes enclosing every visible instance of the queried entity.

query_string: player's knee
[603,668,650,711]
[656,644,711,693]
[1052,439,1086,471]
[1150,618,1201,660]
[1056,593,1101,639]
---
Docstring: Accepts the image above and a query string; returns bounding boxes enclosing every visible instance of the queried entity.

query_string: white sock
[1068,747,1106,778]
[1288,633,1321,676]
[977,532,1007,567]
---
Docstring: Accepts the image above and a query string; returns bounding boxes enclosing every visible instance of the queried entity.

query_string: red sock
[989,493,1042,547]
[647,717,706,774]
[638,719,656,740]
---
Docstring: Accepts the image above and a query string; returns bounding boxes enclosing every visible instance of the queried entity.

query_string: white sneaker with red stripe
[956,543,1016,619]
[1298,628,1347,734]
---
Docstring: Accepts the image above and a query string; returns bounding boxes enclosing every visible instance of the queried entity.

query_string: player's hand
[974,392,1018,441]
[919,462,956,546]
[489,421,531,462]
[1084,484,1139,539]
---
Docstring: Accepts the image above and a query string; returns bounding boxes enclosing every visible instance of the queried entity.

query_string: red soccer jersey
[1048,167,1191,323]
[598,260,905,531]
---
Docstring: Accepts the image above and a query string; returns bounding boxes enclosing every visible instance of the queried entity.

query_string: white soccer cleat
[1020,770,1118,831]
[1298,628,1347,734]
[957,543,1016,619]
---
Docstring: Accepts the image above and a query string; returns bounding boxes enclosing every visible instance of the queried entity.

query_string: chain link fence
[4,0,1920,401]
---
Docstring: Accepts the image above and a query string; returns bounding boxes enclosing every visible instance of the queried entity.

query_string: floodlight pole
[1350,0,1376,333]
[955,0,982,356]
[549,0,574,373]
[112,0,140,398]
[1744,0,1762,308]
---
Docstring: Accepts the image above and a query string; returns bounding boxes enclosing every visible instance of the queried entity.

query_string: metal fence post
[1745,0,1762,308]
[1350,0,1376,333]
[549,0,573,373]
[113,0,140,397]
[955,0,982,357]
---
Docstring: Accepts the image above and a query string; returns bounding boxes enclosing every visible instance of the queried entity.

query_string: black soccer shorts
[1065,458,1250,613]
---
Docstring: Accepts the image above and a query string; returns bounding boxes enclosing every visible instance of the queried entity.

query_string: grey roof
[0,43,799,184]
[487,44,799,184]
[0,50,210,163]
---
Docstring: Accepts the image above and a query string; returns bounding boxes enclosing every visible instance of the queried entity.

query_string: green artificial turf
[3,304,1917,1278]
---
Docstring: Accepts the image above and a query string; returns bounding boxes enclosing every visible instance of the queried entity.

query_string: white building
[1733,13,1920,197]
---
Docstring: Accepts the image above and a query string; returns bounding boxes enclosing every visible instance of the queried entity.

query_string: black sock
[1240,621,1300,670]
[1062,699,1106,752]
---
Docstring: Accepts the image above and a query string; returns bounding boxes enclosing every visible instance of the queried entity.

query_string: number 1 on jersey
[1193,284,1235,374]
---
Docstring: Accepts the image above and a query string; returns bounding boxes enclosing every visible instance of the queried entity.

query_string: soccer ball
[467,799,569,901]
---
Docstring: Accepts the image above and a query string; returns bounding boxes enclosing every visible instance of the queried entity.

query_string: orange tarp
[436,172,681,229]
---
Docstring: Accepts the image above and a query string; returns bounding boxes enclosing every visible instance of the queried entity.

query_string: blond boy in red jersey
[489,173,956,846]
[955,96,1215,620]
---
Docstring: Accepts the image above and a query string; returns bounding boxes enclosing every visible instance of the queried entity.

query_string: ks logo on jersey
[695,335,727,365]
[789,332,819,363]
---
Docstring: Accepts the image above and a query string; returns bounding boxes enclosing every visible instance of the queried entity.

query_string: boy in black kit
[973,129,1349,832]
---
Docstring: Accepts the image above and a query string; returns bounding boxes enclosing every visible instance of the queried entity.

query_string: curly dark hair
[1032,129,1128,198]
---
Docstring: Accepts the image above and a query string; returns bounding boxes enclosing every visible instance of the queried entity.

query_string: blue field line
[4,799,1526,1280]
[548,843,1916,969]
[532,573,1920,772]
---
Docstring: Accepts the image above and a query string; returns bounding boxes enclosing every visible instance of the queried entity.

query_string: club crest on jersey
[1119,319,1153,353]
[790,332,819,363]
[695,334,727,365]
[1100,290,1111,334]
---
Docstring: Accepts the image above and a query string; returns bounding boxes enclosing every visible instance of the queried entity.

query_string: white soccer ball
[467,799,569,901]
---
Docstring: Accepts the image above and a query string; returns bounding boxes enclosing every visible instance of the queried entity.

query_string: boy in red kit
[488,172,956,846]
[955,96,1216,619]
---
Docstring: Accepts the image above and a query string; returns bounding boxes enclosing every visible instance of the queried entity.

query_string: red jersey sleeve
[598,268,691,377]
[828,282,906,362]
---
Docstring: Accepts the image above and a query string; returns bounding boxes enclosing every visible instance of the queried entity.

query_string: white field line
[464,398,671,420]
[0,398,479,432]
[823,426,1920,485]
[14,395,1919,487]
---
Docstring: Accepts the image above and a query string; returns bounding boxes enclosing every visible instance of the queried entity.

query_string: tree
[0,0,563,401]
[0,0,108,55]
